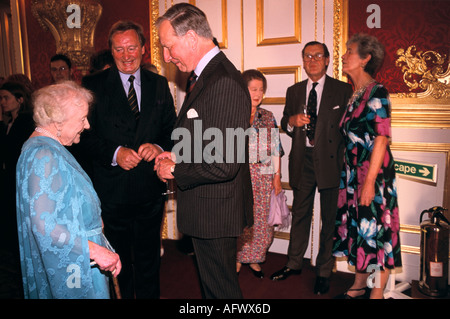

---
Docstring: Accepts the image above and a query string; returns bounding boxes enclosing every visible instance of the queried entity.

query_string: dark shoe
[314,276,330,295]
[270,266,301,281]
[249,265,264,279]
[334,287,371,299]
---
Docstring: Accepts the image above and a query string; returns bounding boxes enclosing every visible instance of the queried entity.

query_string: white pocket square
[187,108,199,119]
[333,105,340,110]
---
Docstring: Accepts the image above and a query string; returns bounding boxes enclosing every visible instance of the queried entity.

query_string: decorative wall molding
[189,0,228,49]
[338,0,450,129]
[258,65,302,104]
[30,0,102,75]
[256,0,301,46]
[391,142,450,215]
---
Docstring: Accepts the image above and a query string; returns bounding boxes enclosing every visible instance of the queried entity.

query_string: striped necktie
[128,75,139,120]
[186,71,197,97]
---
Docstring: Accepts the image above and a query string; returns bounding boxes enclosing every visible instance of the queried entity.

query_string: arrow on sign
[394,160,437,183]
[419,167,430,177]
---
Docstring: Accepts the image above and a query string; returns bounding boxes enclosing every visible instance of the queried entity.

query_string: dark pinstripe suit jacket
[173,51,254,239]
[280,75,353,191]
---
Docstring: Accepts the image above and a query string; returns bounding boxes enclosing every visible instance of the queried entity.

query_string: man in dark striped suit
[155,3,253,299]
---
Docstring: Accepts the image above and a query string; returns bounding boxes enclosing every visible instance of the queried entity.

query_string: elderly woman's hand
[273,174,282,195]
[88,241,122,277]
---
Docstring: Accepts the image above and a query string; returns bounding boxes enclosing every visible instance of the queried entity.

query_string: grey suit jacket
[173,51,253,239]
[280,75,353,191]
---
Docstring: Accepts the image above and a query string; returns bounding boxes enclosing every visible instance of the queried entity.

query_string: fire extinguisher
[419,206,449,297]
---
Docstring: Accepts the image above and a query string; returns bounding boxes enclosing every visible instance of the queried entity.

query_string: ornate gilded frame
[258,66,302,104]
[189,0,228,49]
[333,0,450,129]
[256,0,301,46]
[2,0,30,77]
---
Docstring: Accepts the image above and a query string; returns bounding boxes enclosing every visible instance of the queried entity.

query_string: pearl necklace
[35,127,61,144]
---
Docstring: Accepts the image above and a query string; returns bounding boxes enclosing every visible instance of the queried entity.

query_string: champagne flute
[302,104,308,132]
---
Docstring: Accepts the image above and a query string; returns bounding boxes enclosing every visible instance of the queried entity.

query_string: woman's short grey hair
[156,3,213,39]
[33,81,93,127]
[347,33,385,76]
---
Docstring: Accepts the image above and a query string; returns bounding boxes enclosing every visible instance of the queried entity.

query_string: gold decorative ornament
[31,0,102,75]
[396,45,450,99]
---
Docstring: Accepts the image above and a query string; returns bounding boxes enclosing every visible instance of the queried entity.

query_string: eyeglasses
[303,53,325,61]
[51,67,68,72]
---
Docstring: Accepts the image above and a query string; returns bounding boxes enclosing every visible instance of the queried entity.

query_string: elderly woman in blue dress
[16,81,121,299]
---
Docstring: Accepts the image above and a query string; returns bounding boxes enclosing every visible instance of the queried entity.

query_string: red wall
[25,0,449,94]
[25,0,152,89]
[348,0,450,94]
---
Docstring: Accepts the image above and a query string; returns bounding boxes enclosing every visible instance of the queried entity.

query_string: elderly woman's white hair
[33,80,93,127]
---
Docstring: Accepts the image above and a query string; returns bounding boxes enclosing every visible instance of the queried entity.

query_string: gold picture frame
[334,0,450,129]
[258,65,302,104]
[256,0,301,46]
[189,0,228,49]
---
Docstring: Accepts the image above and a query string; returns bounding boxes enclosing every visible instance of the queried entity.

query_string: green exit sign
[394,160,437,183]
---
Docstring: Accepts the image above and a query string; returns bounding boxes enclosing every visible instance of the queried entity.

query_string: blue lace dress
[16,136,111,299]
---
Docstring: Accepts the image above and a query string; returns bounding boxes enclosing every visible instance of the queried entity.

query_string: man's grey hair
[156,3,213,39]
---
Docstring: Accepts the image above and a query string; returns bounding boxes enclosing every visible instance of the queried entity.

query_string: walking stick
[112,276,121,299]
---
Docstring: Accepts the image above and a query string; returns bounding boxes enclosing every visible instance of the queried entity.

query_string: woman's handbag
[267,189,291,230]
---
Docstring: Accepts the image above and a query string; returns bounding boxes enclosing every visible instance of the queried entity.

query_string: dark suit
[173,51,253,298]
[0,112,34,267]
[280,75,352,277]
[80,65,176,298]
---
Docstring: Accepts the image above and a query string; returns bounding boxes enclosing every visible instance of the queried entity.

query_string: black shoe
[313,276,330,295]
[249,265,264,279]
[334,287,371,299]
[270,266,301,281]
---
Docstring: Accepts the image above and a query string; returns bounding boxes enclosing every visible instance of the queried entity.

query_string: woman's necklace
[35,127,61,144]
[349,78,376,104]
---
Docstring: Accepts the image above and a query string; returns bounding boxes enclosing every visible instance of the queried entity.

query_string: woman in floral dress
[333,34,402,299]
[237,70,283,278]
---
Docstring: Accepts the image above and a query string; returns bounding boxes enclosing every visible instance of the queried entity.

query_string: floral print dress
[333,82,402,272]
[237,107,283,264]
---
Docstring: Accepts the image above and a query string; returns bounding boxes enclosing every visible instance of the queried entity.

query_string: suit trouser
[191,237,242,299]
[287,148,339,277]
[101,197,164,299]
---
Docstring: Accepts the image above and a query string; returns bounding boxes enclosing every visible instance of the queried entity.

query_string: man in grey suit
[155,3,253,299]
[270,42,352,295]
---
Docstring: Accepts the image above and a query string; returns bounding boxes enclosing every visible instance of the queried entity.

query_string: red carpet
[160,239,354,299]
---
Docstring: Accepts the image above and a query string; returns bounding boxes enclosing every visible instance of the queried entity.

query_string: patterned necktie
[186,71,197,97]
[306,82,318,145]
[128,75,139,120]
